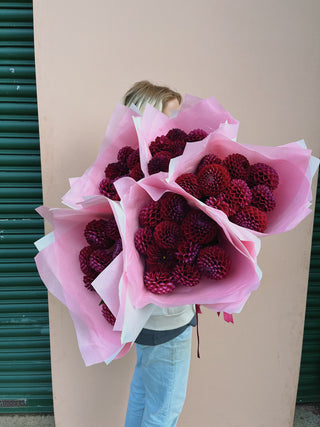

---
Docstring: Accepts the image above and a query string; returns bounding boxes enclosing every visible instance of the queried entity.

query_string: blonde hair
[123,80,182,113]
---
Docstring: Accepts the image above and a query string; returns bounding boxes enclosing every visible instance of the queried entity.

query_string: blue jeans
[125,326,192,427]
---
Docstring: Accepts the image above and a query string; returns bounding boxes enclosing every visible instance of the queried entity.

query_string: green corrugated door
[297,173,320,403]
[0,0,53,413]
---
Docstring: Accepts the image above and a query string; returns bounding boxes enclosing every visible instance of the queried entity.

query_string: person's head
[122,80,182,116]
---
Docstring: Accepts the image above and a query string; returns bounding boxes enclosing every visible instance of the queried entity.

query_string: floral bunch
[175,147,279,232]
[79,216,122,324]
[147,128,208,175]
[134,192,232,294]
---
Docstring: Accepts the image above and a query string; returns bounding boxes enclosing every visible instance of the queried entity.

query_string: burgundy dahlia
[79,246,95,275]
[175,239,201,265]
[172,264,201,287]
[196,153,222,173]
[84,219,114,248]
[224,179,252,213]
[101,303,116,325]
[187,128,208,142]
[160,192,189,223]
[105,216,120,241]
[138,200,162,227]
[83,273,97,291]
[134,227,154,255]
[166,128,188,142]
[230,205,268,232]
[197,164,231,197]
[130,163,144,181]
[223,153,250,181]
[154,221,180,249]
[175,173,202,199]
[99,178,120,201]
[112,239,123,259]
[104,161,128,180]
[248,162,279,190]
[126,149,140,169]
[144,271,176,294]
[205,196,230,217]
[147,151,172,175]
[117,146,135,163]
[182,209,218,245]
[197,246,231,280]
[149,135,171,156]
[251,185,276,212]
[146,243,176,268]
[89,248,114,273]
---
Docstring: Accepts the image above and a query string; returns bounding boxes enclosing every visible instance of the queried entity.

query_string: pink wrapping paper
[62,104,140,208]
[114,177,261,314]
[166,133,315,236]
[34,197,131,366]
[134,95,239,177]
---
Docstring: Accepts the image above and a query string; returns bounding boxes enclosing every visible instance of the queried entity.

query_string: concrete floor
[293,404,320,427]
[0,405,319,426]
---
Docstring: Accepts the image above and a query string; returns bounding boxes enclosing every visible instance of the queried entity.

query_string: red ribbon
[195,304,202,358]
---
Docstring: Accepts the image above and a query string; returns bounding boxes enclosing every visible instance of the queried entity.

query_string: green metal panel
[0,0,53,414]
[297,173,320,403]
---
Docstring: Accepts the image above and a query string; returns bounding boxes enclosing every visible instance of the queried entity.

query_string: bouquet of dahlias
[35,94,319,365]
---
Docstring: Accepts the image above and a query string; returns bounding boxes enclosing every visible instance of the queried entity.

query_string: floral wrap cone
[34,196,131,365]
[114,177,261,314]
[166,133,319,235]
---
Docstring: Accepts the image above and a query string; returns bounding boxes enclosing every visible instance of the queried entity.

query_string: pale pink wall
[33,1,320,426]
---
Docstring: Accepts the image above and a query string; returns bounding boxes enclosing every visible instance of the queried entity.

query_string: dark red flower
[197,164,231,197]
[223,153,250,181]
[160,192,189,223]
[117,146,135,163]
[138,200,162,227]
[84,219,114,248]
[147,151,172,175]
[251,185,276,212]
[149,135,172,156]
[134,227,154,255]
[105,216,120,241]
[127,149,140,169]
[187,128,208,142]
[197,246,231,280]
[205,195,230,216]
[182,209,218,244]
[248,162,279,190]
[99,178,120,201]
[154,221,180,249]
[146,243,176,268]
[144,270,176,294]
[89,248,114,273]
[176,173,202,199]
[166,128,188,142]
[173,264,201,287]
[79,246,95,275]
[230,205,268,232]
[175,239,201,265]
[130,163,144,181]
[104,161,128,180]
[101,303,116,325]
[196,153,222,173]
[83,273,98,291]
[224,179,252,213]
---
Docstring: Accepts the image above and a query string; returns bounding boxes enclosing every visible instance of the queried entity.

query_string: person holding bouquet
[123,81,197,427]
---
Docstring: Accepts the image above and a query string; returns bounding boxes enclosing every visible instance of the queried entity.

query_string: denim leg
[125,326,192,427]
[125,348,146,427]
